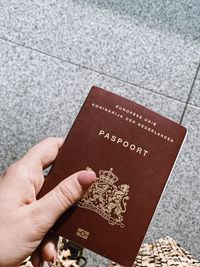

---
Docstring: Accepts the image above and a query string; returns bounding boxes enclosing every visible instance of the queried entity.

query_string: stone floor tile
[0,1,200,100]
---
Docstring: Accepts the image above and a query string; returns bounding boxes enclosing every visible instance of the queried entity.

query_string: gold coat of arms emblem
[77,168,130,228]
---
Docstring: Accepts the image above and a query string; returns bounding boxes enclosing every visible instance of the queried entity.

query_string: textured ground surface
[0,0,199,264]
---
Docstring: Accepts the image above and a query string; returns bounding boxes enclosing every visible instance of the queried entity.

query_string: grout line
[179,61,200,124]
[0,36,196,107]
[186,102,200,109]
[0,36,186,104]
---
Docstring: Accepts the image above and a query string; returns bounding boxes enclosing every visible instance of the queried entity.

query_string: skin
[0,137,96,267]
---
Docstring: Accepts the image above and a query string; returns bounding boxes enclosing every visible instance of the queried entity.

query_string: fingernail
[86,167,93,172]
[77,170,96,190]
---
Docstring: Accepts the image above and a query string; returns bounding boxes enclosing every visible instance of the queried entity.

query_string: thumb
[30,170,96,233]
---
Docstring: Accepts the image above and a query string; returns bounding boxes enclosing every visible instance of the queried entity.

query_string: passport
[38,86,187,267]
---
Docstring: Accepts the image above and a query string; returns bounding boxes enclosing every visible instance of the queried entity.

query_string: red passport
[38,86,187,267]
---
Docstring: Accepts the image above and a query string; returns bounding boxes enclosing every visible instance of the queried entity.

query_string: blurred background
[0,0,199,265]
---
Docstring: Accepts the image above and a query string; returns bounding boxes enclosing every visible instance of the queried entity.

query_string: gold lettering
[130,144,136,150]
[123,141,129,147]
[117,138,123,144]
[98,129,149,157]
[104,133,110,139]
[136,147,142,154]
[99,130,105,136]
[111,135,116,142]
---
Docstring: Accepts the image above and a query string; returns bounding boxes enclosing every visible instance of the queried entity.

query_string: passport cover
[38,86,187,267]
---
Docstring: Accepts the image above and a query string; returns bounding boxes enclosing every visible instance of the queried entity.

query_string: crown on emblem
[99,168,118,184]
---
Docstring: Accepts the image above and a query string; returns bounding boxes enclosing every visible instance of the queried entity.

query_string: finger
[30,170,96,234]
[5,137,65,195]
[40,233,58,262]
[19,137,64,169]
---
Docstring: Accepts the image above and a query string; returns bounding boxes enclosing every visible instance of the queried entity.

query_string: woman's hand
[0,137,96,267]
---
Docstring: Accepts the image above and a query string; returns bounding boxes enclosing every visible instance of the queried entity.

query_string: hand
[0,137,96,267]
